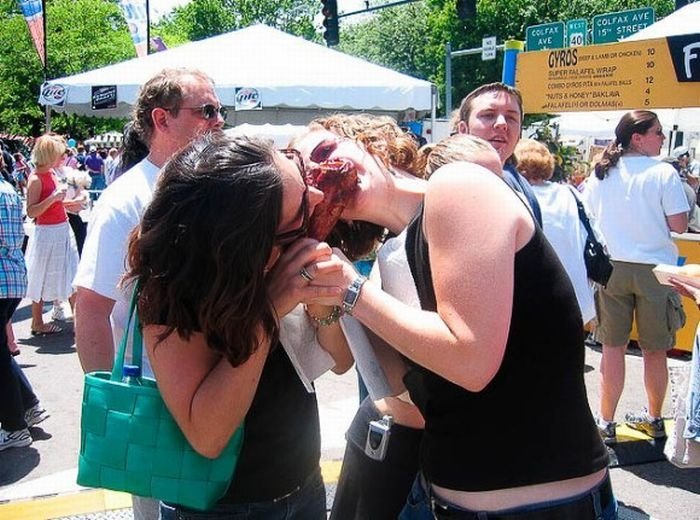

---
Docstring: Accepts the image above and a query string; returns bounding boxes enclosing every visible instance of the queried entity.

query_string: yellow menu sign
[516,34,700,114]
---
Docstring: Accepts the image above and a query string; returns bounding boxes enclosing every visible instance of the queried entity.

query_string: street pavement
[1,298,699,519]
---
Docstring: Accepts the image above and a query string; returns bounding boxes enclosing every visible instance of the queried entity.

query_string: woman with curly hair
[301,121,615,518]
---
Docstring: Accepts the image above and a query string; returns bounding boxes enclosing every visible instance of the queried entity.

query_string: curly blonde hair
[515,139,555,182]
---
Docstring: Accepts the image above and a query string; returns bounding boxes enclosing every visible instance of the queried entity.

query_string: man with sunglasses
[73,67,225,520]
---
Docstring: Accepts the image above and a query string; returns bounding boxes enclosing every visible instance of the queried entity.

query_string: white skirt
[25,221,79,302]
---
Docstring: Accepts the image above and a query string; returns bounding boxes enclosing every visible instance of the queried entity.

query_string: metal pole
[338,0,419,18]
[42,0,50,132]
[146,0,150,54]
[445,42,452,117]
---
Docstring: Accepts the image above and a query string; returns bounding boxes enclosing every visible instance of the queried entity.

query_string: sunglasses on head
[274,148,309,247]
[179,103,228,121]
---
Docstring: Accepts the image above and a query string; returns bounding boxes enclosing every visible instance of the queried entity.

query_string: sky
[150,0,369,21]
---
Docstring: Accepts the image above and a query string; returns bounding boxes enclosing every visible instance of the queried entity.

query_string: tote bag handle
[110,283,143,381]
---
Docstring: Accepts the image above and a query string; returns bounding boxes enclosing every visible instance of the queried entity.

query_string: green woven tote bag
[77,286,245,510]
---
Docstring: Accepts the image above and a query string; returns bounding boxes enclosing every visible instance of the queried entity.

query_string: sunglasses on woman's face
[178,103,228,121]
[274,149,309,247]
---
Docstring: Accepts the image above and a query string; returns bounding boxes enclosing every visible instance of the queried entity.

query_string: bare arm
[74,287,116,372]
[314,164,535,392]
[667,211,689,234]
[306,304,353,374]
[145,325,269,459]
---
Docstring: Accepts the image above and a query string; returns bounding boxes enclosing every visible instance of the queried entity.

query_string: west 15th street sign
[526,21,565,51]
[592,7,655,44]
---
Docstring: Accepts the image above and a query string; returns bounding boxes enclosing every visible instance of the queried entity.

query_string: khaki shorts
[595,261,686,351]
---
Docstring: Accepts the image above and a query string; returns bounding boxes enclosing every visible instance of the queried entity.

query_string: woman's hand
[266,239,344,318]
[669,276,700,306]
[306,248,360,307]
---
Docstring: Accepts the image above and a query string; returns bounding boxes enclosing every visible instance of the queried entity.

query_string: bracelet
[305,305,343,326]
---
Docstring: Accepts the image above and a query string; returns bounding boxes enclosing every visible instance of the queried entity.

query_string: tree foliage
[154,0,319,45]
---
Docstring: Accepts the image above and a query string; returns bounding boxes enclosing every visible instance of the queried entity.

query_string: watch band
[342,275,367,315]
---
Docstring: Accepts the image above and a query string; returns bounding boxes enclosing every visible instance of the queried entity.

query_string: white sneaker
[25,404,49,427]
[0,428,32,451]
[51,304,66,321]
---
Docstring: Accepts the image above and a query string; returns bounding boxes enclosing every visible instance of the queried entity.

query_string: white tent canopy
[625,2,700,41]
[40,24,434,125]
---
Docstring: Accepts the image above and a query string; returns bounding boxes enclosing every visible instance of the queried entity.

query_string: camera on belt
[364,415,393,461]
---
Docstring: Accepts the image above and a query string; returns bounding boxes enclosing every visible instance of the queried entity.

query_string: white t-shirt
[582,156,689,265]
[73,158,160,376]
[531,182,595,323]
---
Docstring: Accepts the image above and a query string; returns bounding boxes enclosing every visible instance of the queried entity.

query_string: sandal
[30,323,63,336]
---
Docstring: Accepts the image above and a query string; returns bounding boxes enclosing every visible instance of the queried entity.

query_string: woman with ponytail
[583,110,689,444]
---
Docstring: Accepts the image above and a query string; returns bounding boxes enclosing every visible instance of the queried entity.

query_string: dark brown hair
[126,132,283,367]
[595,110,659,179]
[458,82,524,125]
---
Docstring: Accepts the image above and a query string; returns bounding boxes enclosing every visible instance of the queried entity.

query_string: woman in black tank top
[300,132,614,519]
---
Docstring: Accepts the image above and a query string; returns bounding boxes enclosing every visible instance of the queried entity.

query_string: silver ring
[299,266,314,282]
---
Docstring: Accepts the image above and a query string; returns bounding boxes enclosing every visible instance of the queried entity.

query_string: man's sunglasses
[275,148,309,247]
[179,103,228,121]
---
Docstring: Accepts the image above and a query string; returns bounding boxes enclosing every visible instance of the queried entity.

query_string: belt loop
[477,513,489,520]
[591,485,603,519]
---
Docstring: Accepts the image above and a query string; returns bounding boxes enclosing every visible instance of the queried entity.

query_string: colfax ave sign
[592,7,655,44]
[526,22,565,51]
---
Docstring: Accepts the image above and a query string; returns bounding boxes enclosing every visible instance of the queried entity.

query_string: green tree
[0,0,134,137]
[155,0,319,44]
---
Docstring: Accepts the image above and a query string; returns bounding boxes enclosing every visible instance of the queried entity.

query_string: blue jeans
[399,473,618,520]
[160,468,326,520]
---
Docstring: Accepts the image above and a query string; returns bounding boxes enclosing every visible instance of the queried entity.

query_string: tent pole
[430,85,438,143]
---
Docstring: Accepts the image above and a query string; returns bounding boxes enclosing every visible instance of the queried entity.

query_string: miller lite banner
[234,88,262,110]
[39,82,66,107]
[118,0,148,57]
[17,0,45,65]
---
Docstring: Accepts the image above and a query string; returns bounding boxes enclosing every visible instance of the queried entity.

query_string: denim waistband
[430,474,614,520]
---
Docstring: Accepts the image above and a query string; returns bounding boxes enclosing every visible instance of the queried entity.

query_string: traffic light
[322,0,339,46]
[456,0,476,21]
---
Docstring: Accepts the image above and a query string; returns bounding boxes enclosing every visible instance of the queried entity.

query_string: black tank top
[404,208,608,491]
[222,344,321,503]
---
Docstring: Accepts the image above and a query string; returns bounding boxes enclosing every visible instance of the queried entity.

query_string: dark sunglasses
[274,148,309,247]
[178,103,228,121]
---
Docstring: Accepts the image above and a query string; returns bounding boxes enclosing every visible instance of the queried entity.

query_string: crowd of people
[1,66,699,520]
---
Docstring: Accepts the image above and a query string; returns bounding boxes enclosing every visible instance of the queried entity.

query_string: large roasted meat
[306,159,359,241]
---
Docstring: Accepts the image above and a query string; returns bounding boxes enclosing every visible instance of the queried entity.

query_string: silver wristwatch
[342,275,367,315]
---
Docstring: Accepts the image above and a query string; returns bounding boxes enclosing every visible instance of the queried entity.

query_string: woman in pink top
[25,134,79,335]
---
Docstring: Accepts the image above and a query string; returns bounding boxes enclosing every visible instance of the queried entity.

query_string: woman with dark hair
[298,123,614,517]
[583,110,689,445]
[126,132,348,519]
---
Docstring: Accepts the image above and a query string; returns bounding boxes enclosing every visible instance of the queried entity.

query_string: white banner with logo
[118,0,148,58]
[235,88,262,110]
[39,82,67,106]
